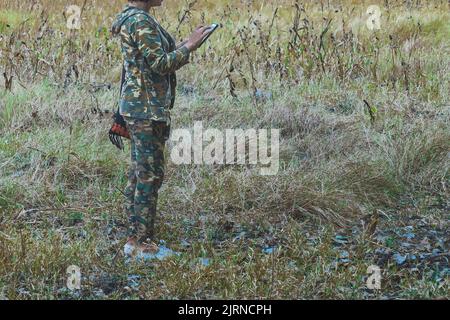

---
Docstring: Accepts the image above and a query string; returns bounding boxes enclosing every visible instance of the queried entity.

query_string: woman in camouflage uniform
[112,0,209,257]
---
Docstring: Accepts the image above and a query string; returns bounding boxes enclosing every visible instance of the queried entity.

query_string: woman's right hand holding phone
[185,25,212,52]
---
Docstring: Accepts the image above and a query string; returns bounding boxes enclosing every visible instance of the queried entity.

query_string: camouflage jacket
[111,5,190,122]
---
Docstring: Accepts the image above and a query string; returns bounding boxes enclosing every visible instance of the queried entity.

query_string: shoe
[124,237,158,256]
[124,238,179,261]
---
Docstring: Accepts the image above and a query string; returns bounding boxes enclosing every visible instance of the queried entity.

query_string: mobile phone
[199,23,220,47]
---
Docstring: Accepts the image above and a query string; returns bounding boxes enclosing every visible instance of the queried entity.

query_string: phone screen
[200,23,220,47]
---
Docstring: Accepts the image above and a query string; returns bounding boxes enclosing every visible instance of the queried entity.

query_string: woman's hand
[184,26,211,52]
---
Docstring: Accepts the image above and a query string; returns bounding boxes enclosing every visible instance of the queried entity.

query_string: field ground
[0,0,449,299]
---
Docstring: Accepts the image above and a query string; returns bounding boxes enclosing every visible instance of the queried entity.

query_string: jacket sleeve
[133,19,190,75]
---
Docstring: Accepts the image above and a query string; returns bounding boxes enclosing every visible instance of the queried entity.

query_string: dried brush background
[0,0,449,299]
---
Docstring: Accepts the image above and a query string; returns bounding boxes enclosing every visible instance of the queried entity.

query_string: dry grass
[0,0,449,299]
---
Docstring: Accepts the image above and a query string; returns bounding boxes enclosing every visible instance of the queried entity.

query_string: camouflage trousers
[123,116,170,242]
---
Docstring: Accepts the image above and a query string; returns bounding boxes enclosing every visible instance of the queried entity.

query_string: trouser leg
[124,118,168,242]
[124,138,137,218]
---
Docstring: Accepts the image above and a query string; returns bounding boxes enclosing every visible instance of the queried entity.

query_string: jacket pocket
[144,70,170,107]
